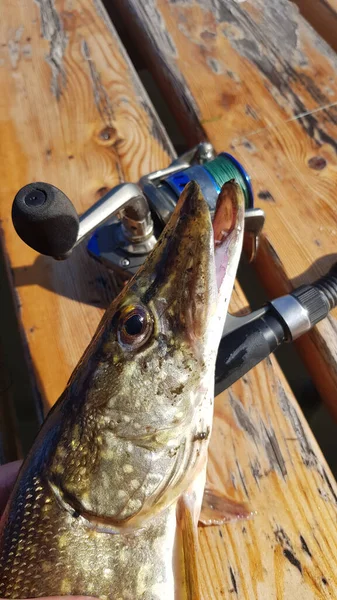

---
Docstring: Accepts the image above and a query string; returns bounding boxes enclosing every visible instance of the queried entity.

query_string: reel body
[12,143,264,277]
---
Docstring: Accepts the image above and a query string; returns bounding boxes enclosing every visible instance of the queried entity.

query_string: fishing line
[203,153,253,209]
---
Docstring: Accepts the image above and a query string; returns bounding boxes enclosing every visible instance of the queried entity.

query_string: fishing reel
[11,143,337,394]
[12,143,265,277]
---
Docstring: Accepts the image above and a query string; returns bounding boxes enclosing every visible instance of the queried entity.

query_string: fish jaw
[131,179,216,350]
[206,179,245,356]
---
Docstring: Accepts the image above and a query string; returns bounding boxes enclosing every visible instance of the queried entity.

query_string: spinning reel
[11,143,337,393]
[12,143,264,275]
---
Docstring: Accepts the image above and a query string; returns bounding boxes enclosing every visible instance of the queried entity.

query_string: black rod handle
[215,262,337,395]
[215,314,285,395]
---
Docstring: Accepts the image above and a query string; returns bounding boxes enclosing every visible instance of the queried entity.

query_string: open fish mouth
[130,178,245,354]
[131,180,215,346]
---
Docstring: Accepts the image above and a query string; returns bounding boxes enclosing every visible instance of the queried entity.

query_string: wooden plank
[114,0,337,418]
[0,0,174,410]
[294,0,337,54]
[204,284,337,599]
[1,1,337,598]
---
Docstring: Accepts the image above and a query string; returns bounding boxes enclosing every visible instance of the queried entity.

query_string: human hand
[0,461,97,600]
[0,460,22,515]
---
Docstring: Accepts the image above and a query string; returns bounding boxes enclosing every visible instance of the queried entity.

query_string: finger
[0,460,23,514]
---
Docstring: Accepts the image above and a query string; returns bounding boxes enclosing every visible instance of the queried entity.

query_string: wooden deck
[115,0,337,419]
[1,0,337,597]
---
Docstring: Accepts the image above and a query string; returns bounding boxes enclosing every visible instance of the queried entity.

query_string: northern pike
[0,180,244,599]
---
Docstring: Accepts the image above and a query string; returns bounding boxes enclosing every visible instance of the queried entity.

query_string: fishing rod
[11,143,337,395]
[216,263,337,395]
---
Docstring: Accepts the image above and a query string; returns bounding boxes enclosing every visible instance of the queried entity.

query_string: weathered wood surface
[114,0,337,418]
[0,0,173,409]
[204,285,337,599]
[1,0,337,598]
[294,0,337,53]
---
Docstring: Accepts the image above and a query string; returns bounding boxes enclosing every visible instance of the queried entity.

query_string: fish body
[0,181,244,599]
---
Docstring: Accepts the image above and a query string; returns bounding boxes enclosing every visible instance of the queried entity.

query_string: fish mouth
[133,181,214,342]
[132,179,245,343]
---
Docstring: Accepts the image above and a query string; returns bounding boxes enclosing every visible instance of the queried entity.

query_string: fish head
[46,181,244,529]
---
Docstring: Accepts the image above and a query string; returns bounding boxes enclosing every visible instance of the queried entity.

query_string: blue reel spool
[86,152,255,276]
[163,153,253,212]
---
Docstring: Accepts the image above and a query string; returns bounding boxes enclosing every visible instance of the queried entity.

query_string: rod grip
[215,314,285,395]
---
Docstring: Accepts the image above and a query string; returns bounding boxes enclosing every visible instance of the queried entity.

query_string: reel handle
[12,182,147,259]
[12,183,79,259]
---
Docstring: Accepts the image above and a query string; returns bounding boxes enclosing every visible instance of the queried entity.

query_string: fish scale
[0,180,244,599]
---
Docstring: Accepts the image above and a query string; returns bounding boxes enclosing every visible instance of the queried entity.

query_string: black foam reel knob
[12,182,80,258]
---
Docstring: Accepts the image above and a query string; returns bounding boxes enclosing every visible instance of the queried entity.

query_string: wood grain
[114,0,337,418]
[1,1,337,598]
[294,0,337,54]
[203,284,337,599]
[0,0,173,410]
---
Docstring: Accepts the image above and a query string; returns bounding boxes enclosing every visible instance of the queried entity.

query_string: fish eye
[118,305,153,349]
